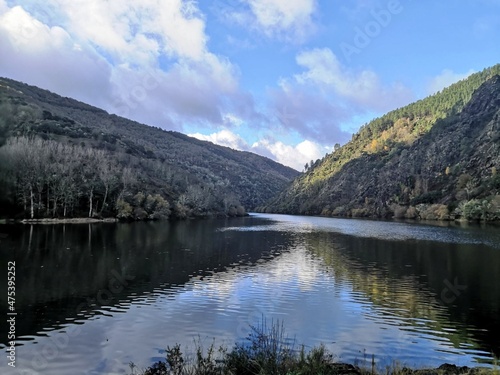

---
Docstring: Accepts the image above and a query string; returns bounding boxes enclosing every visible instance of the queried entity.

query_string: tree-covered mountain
[259,65,500,221]
[0,77,298,220]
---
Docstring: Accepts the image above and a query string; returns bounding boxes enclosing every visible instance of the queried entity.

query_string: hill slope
[0,77,298,220]
[260,65,500,221]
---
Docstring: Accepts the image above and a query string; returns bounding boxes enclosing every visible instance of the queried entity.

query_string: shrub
[417,204,449,220]
[116,199,132,219]
[405,206,417,219]
[174,202,190,219]
[351,208,369,217]
[145,194,171,220]
[490,174,500,189]
[225,319,295,375]
[332,206,347,216]
[228,206,237,217]
[134,192,146,207]
[236,205,246,216]
[457,173,471,189]
[487,195,500,220]
[133,207,148,220]
[456,199,490,221]
[392,205,407,219]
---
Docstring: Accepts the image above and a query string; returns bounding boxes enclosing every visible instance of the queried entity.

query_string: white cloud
[0,5,113,107]
[0,1,254,131]
[271,79,351,142]
[427,68,476,95]
[252,138,330,171]
[189,129,249,151]
[296,139,329,161]
[268,47,414,145]
[189,129,328,171]
[222,113,244,127]
[107,52,245,129]
[294,48,413,111]
[222,0,317,42]
[47,0,207,63]
[249,0,316,38]
[0,1,413,171]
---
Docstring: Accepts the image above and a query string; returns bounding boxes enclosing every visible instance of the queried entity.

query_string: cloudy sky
[1,0,499,170]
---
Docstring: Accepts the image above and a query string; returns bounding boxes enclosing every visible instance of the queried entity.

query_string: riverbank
[0,217,119,224]
[0,211,250,225]
[133,358,497,375]
[20,217,119,224]
[130,321,498,375]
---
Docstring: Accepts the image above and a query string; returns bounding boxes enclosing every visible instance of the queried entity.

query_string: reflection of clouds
[11,247,328,374]
[7,219,495,374]
[191,269,239,297]
[268,246,321,292]
[189,245,321,301]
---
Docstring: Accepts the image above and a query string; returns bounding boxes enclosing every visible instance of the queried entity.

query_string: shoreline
[135,362,496,375]
[1,213,498,226]
[133,346,497,375]
[19,217,118,224]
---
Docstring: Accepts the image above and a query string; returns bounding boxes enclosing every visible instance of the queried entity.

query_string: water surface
[1,214,499,374]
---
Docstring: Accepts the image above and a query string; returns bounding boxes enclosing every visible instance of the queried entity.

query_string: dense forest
[260,65,500,222]
[0,78,298,220]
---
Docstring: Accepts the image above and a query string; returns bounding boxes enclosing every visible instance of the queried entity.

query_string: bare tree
[73,147,100,218]
[97,157,118,215]
[54,143,80,217]
[2,137,39,218]
[119,166,136,199]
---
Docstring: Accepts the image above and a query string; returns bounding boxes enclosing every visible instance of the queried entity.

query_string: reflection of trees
[0,218,294,345]
[306,235,439,318]
[302,232,500,359]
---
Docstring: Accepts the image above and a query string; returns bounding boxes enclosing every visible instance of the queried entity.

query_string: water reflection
[0,217,293,343]
[303,232,500,362]
[0,214,499,374]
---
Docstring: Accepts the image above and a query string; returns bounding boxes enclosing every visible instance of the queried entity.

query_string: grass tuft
[129,319,499,375]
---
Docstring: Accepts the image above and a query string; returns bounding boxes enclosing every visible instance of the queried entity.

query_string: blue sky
[1,0,499,170]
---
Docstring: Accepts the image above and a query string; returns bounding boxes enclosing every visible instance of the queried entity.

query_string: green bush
[417,204,449,220]
[405,206,418,219]
[457,199,490,221]
[116,199,133,219]
[145,194,171,220]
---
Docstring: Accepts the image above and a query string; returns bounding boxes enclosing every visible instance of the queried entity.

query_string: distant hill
[0,77,298,220]
[259,65,500,222]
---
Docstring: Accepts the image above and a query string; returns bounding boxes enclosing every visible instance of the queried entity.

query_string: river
[1,213,499,374]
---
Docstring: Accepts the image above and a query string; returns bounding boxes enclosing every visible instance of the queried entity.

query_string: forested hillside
[0,78,298,220]
[260,65,500,221]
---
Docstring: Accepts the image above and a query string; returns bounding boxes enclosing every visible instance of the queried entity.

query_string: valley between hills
[1,64,499,222]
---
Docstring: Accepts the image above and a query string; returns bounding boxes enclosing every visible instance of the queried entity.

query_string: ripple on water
[4,214,498,375]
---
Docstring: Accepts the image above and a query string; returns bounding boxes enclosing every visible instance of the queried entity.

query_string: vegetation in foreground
[129,320,498,375]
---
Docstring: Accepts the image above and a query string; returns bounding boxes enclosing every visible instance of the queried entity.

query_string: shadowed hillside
[0,77,298,220]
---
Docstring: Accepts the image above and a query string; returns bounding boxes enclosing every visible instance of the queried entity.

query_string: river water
[1,213,499,374]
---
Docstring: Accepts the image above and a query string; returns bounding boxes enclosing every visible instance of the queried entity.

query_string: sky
[0,0,499,171]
